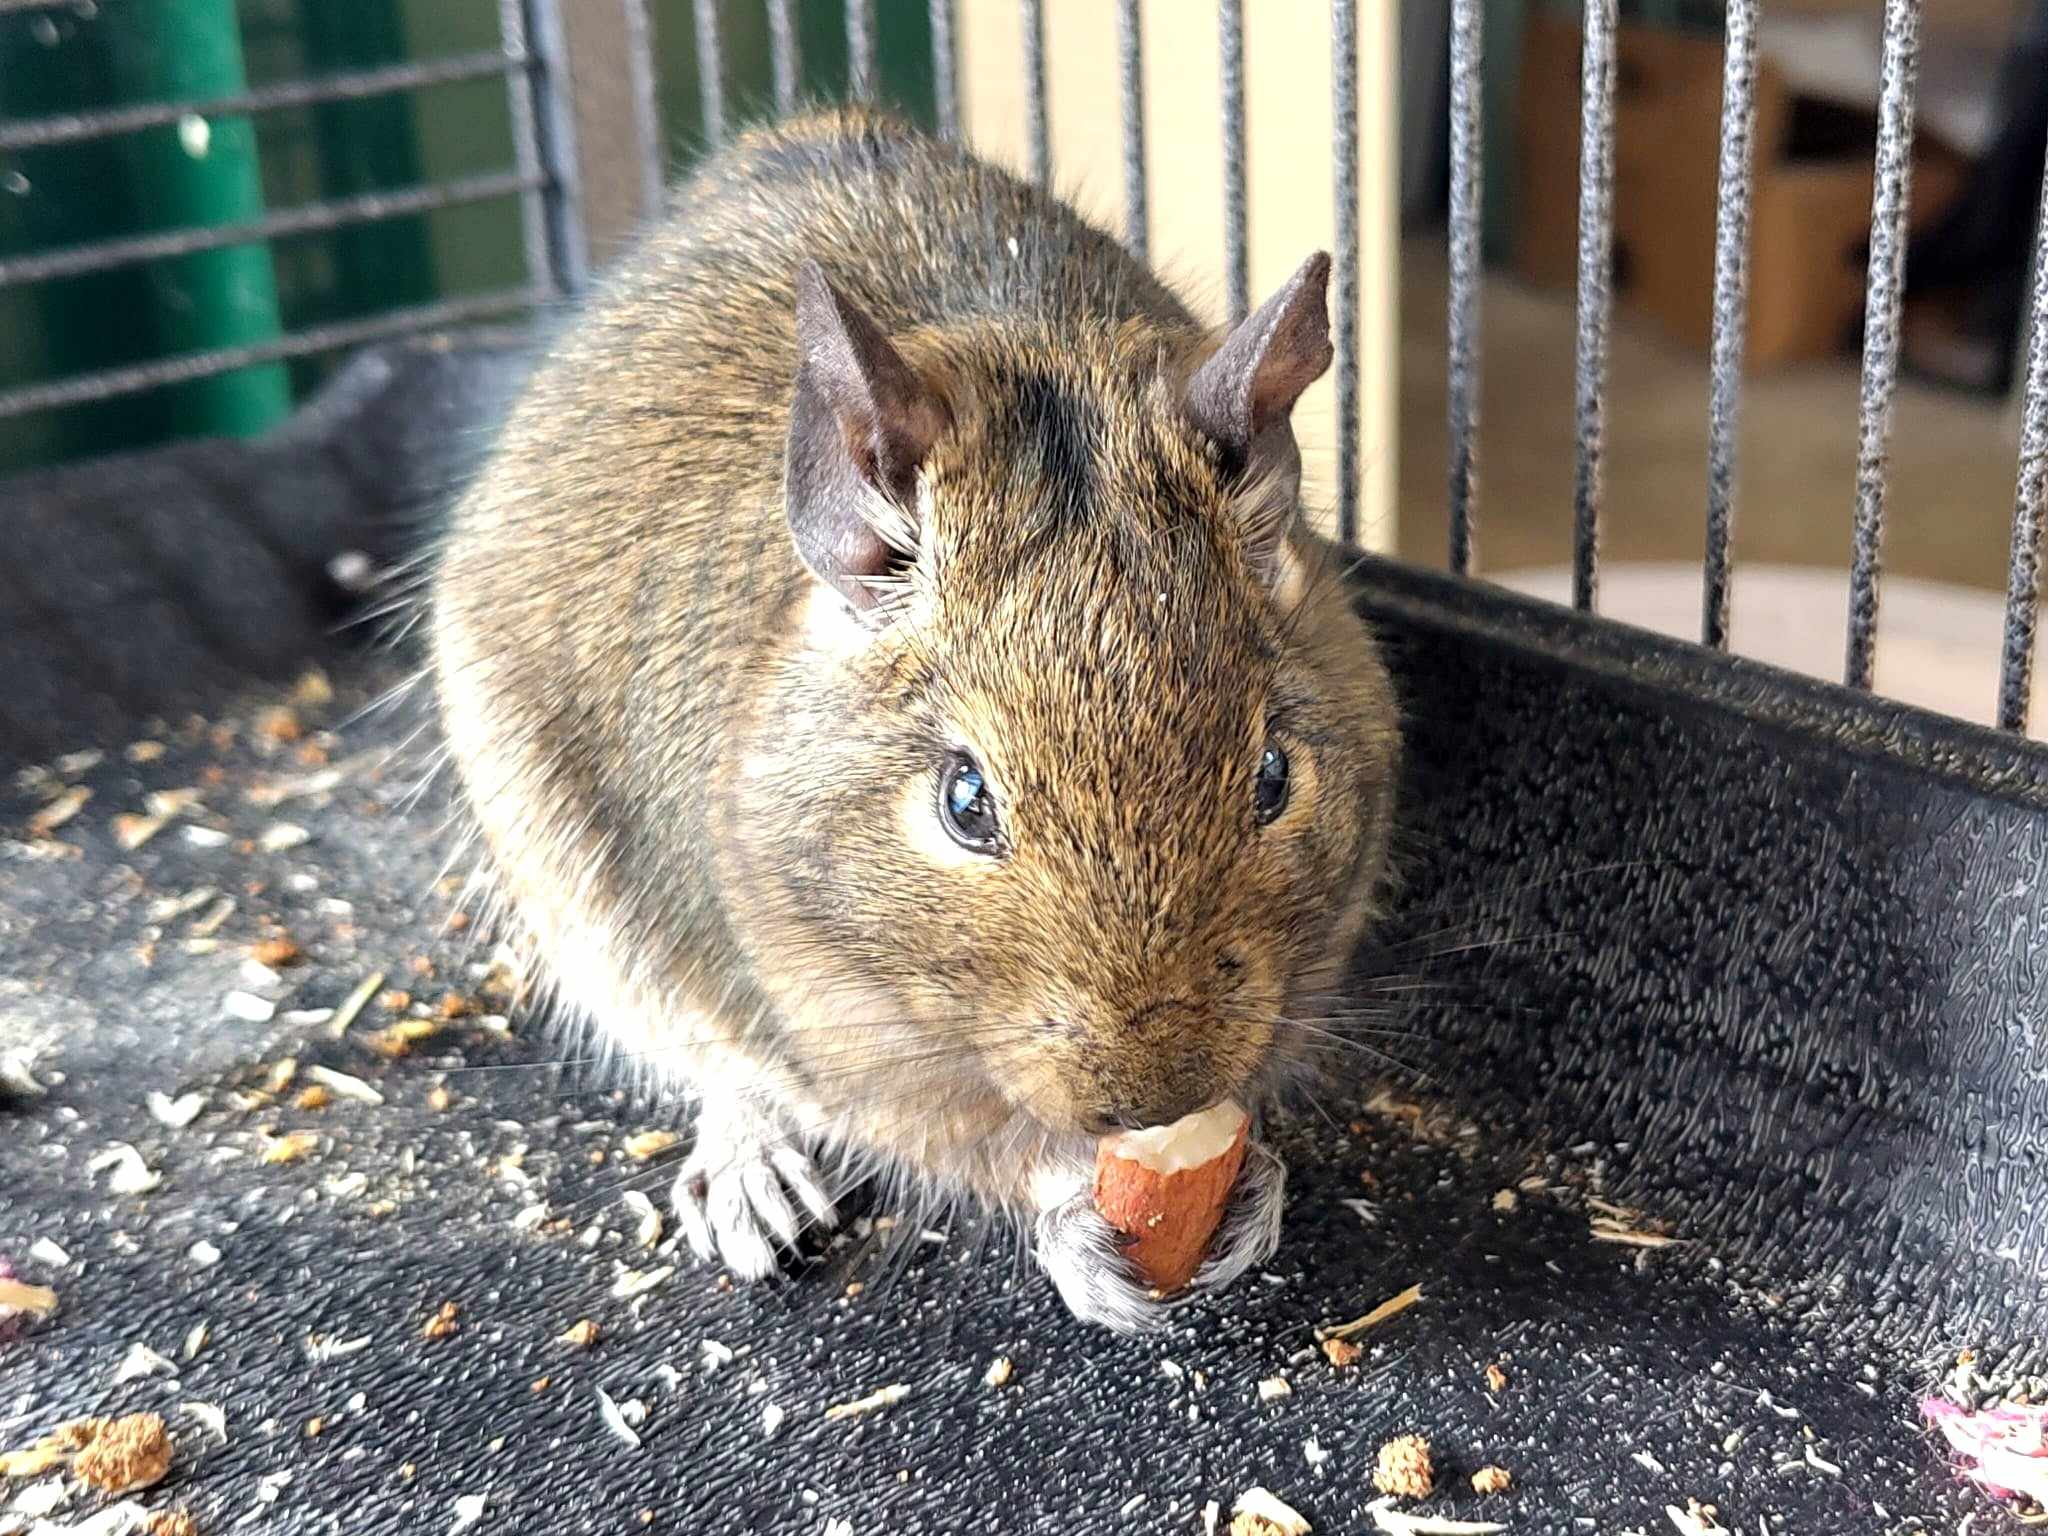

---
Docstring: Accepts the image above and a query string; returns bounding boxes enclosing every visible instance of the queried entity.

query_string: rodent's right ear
[786,261,948,617]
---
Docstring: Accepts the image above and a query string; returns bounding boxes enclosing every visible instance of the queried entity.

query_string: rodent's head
[730,256,1399,1137]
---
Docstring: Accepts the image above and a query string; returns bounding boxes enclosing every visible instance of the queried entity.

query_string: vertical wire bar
[1331,0,1359,545]
[929,0,959,140]
[497,0,561,297]
[1021,0,1050,188]
[693,0,725,143]
[1996,165,2048,733]
[1844,0,1922,691]
[1219,0,1249,323]
[1702,0,1760,650]
[623,0,666,214]
[768,0,802,117]
[520,0,590,293]
[847,0,876,103]
[1446,0,1483,575]
[1122,0,1155,260]
[1117,0,1147,261]
[1570,0,1618,613]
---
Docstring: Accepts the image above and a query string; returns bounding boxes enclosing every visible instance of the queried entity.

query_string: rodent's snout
[1059,999,1263,1134]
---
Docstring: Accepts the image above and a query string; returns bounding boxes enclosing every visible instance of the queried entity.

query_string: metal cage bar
[1570,0,1618,614]
[0,51,519,155]
[1218,0,1248,324]
[1702,0,1760,652]
[1446,0,1483,576]
[498,0,564,298]
[1117,0,1147,263]
[847,0,876,104]
[1844,0,1922,691]
[0,171,539,290]
[0,289,542,422]
[929,0,959,141]
[1021,0,1049,189]
[519,0,588,294]
[623,0,666,218]
[768,0,803,117]
[693,0,725,143]
[1998,172,2048,734]
[1332,0,1360,546]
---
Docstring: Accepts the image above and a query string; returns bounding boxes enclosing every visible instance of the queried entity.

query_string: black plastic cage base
[1,339,2044,1534]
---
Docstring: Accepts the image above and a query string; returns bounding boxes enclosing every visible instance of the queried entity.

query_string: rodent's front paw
[1034,1141,1287,1334]
[670,1115,837,1281]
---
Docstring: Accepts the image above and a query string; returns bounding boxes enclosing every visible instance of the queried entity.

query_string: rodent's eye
[1254,740,1290,825]
[939,752,1001,853]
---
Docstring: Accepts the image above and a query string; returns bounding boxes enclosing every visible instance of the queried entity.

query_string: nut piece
[1092,1101,1249,1294]
[558,1319,599,1350]
[1373,1434,1433,1499]
[1471,1464,1512,1494]
[71,1412,173,1495]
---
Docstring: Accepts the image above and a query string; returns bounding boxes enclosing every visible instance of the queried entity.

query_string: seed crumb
[622,1130,679,1161]
[1471,1464,1512,1494]
[1321,1337,1362,1368]
[304,1417,325,1438]
[260,1131,319,1165]
[1485,1363,1508,1393]
[145,1513,197,1536]
[1373,1434,1433,1499]
[420,1302,459,1341]
[558,1319,599,1349]
[377,990,413,1013]
[531,1377,551,1394]
[294,1085,332,1111]
[71,1412,173,1495]
[252,936,302,968]
[983,1356,1013,1388]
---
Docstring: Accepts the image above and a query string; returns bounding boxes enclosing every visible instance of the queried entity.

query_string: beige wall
[959,1,1400,553]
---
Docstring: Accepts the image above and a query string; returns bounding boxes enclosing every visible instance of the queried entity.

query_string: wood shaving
[220,991,274,1023]
[260,1132,319,1166]
[88,1143,161,1195]
[1317,1283,1423,1342]
[257,823,310,852]
[557,1320,599,1350]
[303,1334,369,1364]
[1258,1376,1293,1402]
[112,1344,178,1385]
[179,1403,226,1442]
[698,1339,735,1372]
[367,1019,441,1058]
[609,1266,674,1301]
[761,1404,786,1437]
[824,1383,910,1421]
[28,786,91,838]
[190,898,236,938]
[1589,1222,1682,1249]
[264,1059,298,1094]
[1303,1438,1330,1468]
[1364,1499,1507,1535]
[420,1302,459,1341]
[1485,1364,1508,1393]
[618,1191,661,1248]
[303,1066,383,1105]
[448,1493,486,1534]
[146,1092,205,1129]
[1471,1466,1512,1494]
[186,1241,221,1267]
[68,1414,172,1496]
[1373,1435,1433,1498]
[326,971,384,1039]
[983,1357,1013,1388]
[0,1278,57,1318]
[621,1130,679,1161]
[29,1239,70,1267]
[112,814,168,851]
[1321,1338,1362,1368]
[594,1389,642,1450]
[1229,1486,1311,1536]
[1666,1504,1728,1535]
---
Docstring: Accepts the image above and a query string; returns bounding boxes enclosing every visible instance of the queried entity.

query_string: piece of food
[1373,1434,1434,1498]
[1093,1100,1249,1294]
[1229,1486,1310,1536]
[1470,1465,1511,1494]
[69,1413,172,1495]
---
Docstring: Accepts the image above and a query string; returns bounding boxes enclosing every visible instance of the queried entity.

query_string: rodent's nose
[1103,1083,1217,1133]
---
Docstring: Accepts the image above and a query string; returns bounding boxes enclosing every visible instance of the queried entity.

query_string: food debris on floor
[1363,1497,1508,1535]
[1317,1283,1423,1343]
[1228,1484,1311,1536]
[420,1302,460,1341]
[1320,1338,1361,1369]
[558,1319,599,1350]
[620,1130,678,1161]
[1470,1465,1512,1494]
[1257,1376,1292,1402]
[983,1356,1013,1388]
[144,1511,198,1536]
[824,1384,910,1421]
[1484,1364,1508,1393]
[594,1389,643,1450]
[1373,1434,1434,1499]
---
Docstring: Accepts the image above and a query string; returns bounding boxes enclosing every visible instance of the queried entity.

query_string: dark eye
[1255,741,1289,824]
[940,753,1001,853]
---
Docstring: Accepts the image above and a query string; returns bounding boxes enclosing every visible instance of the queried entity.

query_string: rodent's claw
[1034,1142,1288,1334]
[671,1119,838,1281]
[1190,1140,1286,1293]
[1034,1192,1177,1336]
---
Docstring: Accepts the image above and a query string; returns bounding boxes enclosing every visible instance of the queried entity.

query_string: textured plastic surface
[1,342,2043,1532]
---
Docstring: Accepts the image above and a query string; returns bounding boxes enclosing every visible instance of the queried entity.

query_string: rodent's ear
[1183,254,1333,572]
[786,260,948,615]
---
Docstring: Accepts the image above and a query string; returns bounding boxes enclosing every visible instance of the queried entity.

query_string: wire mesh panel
[0,0,584,440]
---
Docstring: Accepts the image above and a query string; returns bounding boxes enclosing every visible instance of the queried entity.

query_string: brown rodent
[429,106,1400,1333]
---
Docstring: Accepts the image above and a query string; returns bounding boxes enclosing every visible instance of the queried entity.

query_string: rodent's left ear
[1183,254,1332,575]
